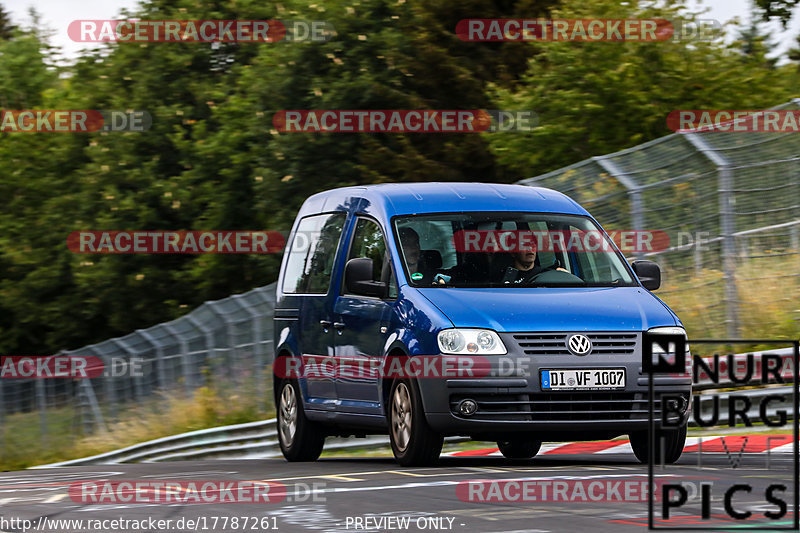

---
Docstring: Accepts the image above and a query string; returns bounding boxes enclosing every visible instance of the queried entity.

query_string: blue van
[274,183,691,466]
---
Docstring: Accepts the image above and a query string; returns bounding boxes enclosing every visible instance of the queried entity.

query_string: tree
[0,3,15,40]
[488,0,800,177]
[789,33,800,64]
[754,0,799,28]
[737,9,778,67]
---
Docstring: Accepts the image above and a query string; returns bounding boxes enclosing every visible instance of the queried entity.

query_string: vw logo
[567,334,592,356]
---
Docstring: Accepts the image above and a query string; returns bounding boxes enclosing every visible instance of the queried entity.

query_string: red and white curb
[444,435,796,457]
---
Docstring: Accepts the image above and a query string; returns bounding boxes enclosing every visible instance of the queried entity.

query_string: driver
[399,227,435,284]
[501,240,567,284]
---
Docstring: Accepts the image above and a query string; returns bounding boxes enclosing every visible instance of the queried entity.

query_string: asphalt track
[1,449,797,533]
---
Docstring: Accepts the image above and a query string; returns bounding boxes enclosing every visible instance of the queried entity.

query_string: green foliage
[0,0,799,356]
[488,0,800,177]
[754,0,799,28]
[0,3,14,40]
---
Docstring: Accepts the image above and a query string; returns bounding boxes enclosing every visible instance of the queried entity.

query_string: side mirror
[345,258,388,298]
[631,260,661,291]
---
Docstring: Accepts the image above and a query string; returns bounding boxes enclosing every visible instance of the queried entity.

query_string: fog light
[458,399,478,416]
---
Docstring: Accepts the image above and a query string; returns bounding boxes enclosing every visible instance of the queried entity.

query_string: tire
[277,378,325,462]
[388,378,443,466]
[629,423,687,464]
[497,439,542,459]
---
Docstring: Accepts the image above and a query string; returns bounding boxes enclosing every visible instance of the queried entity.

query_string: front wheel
[497,439,542,459]
[277,378,325,462]
[388,378,443,466]
[629,423,687,464]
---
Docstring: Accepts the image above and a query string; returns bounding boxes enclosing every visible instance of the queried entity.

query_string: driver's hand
[556,267,568,272]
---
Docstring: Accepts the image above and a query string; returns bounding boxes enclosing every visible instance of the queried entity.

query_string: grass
[0,381,274,471]
[659,255,800,345]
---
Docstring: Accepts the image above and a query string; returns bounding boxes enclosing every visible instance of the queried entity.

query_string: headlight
[437,329,507,355]
[647,326,691,375]
[648,326,687,338]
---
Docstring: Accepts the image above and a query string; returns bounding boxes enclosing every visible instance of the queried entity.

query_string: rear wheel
[629,423,687,464]
[497,439,542,459]
[388,378,443,466]
[277,378,325,462]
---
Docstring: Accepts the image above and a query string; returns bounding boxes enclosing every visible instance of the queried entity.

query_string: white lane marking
[461,466,506,473]
[0,471,124,486]
[0,486,66,493]
[44,493,68,503]
[140,471,237,478]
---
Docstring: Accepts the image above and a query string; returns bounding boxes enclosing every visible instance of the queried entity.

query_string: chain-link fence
[520,99,800,341]
[2,101,799,460]
[0,284,276,455]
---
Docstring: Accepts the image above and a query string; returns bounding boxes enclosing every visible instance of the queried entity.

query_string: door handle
[320,320,332,328]
[333,322,346,330]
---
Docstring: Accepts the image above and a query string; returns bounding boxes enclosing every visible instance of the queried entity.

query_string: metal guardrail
[32,383,796,468]
[31,420,467,468]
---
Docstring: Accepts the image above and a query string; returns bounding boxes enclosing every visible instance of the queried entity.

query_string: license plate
[541,368,626,390]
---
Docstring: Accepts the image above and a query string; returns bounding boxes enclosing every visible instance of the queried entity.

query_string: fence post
[187,314,214,388]
[111,338,144,402]
[164,322,193,396]
[137,329,165,393]
[36,377,47,445]
[81,378,106,433]
[684,132,739,338]
[0,372,4,446]
[594,156,644,259]
[233,295,266,403]
[88,345,117,423]
[207,301,241,389]
[693,234,702,277]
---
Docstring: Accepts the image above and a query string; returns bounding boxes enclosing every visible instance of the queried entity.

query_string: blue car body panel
[274,183,688,437]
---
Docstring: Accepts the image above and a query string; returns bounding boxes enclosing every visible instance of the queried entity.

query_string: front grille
[512,332,638,356]
[449,391,686,423]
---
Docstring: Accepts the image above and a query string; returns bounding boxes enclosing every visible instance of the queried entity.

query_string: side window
[347,218,386,282]
[346,218,395,297]
[282,213,346,294]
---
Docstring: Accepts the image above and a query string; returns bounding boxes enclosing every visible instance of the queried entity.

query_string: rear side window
[282,213,346,294]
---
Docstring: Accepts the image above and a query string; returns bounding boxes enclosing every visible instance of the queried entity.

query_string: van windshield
[393,212,637,288]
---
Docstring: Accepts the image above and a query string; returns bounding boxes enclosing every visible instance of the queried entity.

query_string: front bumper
[417,332,692,438]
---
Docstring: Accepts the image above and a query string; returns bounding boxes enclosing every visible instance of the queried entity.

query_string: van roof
[299,182,589,218]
